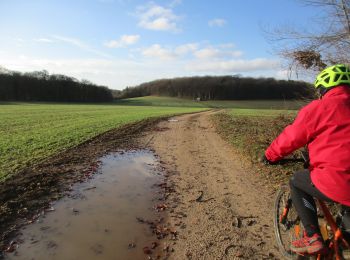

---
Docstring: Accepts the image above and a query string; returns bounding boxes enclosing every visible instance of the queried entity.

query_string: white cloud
[194,47,220,59]
[34,38,54,43]
[208,18,227,27]
[120,35,140,45]
[188,58,280,72]
[0,55,153,88]
[194,47,243,59]
[0,37,283,89]
[0,53,283,89]
[228,50,244,58]
[136,3,180,32]
[0,54,196,89]
[141,43,198,60]
[104,34,140,48]
[53,35,88,49]
[52,35,110,58]
[174,43,198,55]
[141,44,176,60]
[141,42,243,61]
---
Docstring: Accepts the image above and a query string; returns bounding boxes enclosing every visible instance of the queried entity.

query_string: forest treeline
[0,68,315,102]
[0,69,113,102]
[117,76,314,100]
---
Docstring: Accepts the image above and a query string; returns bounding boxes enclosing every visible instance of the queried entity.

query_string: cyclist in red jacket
[262,64,350,255]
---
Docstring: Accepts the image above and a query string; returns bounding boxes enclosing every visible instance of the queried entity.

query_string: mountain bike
[273,151,350,259]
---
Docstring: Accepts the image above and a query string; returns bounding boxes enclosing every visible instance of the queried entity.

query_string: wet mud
[140,112,281,259]
[4,150,166,260]
[0,117,168,254]
[1,111,284,259]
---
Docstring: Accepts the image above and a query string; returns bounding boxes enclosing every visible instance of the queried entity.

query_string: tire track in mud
[142,111,281,259]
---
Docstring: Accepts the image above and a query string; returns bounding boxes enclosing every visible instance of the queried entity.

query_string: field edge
[0,114,180,249]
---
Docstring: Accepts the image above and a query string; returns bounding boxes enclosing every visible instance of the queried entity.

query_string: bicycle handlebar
[270,149,309,168]
[274,158,305,164]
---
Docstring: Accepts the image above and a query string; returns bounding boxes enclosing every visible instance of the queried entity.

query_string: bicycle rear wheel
[274,185,305,259]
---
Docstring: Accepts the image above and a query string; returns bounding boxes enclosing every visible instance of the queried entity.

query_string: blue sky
[0,0,316,89]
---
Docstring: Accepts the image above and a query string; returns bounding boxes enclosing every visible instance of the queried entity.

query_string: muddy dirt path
[141,111,280,259]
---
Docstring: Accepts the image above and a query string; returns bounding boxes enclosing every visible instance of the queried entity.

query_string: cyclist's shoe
[290,232,326,255]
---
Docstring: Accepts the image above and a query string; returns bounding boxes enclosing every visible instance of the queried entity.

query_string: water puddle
[5,150,166,260]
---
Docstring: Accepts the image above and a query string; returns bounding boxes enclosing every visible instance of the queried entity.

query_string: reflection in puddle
[6,150,163,260]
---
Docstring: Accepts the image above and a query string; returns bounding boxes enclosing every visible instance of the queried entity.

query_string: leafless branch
[267,0,350,76]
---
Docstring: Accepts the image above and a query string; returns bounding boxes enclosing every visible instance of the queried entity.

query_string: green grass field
[0,97,307,181]
[229,108,297,117]
[0,102,206,180]
[116,96,308,109]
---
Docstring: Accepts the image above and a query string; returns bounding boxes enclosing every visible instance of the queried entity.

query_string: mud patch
[141,111,281,259]
[4,150,166,260]
[0,117,167,252]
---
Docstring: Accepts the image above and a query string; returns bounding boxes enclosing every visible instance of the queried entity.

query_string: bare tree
[269,0,350,76]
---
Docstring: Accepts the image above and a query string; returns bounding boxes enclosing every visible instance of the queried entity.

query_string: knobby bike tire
[274,185,304,259]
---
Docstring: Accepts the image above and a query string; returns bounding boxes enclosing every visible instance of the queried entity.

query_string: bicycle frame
[274,151,350,259]
[278,198,350,259]
[317,200,350,260]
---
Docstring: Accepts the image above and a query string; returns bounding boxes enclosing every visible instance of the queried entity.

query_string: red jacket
[265,85,350,206]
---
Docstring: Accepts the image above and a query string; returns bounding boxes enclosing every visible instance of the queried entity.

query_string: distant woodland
[0,69,113,102]
[117,76,314,100]
[0,67,315,102]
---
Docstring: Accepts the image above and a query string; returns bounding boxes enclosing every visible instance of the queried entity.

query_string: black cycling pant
[289,170,333,236]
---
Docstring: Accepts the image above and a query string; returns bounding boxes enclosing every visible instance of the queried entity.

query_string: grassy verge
[115,96,309,109]
[0,103,206,180]
[212,109,306,189]
[115,96,206,107]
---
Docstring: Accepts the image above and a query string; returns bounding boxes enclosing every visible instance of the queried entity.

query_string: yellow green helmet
[314,64,350,89]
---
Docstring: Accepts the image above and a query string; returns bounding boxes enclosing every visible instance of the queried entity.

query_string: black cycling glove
[260,154,275,165]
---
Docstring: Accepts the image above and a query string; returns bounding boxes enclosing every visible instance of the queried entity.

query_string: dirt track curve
[141,110,281,259]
